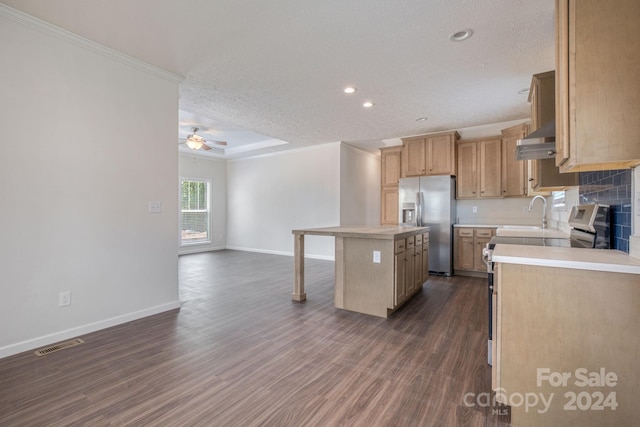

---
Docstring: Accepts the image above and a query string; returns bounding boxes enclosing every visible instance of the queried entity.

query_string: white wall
[0,10,181,357]
[178,154,227,254]
[340,144,381,226]
[227,143,341,259]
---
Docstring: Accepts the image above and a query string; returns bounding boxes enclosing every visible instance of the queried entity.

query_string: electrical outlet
[59,291,71,307]
[373,250,381,263]
[472,206,478,213]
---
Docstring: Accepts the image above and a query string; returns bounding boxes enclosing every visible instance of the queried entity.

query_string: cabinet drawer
[406,237,415,249]
[476,228,494,238]
[395,239,406,253]
[458,228,474,237]
[422,232,429,243]
[415,233,423,245]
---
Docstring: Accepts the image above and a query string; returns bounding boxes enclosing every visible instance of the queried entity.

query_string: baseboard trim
[0,300,181,359]
[225,246,335,261]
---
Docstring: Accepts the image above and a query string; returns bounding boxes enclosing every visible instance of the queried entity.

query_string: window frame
[179,177,212,247]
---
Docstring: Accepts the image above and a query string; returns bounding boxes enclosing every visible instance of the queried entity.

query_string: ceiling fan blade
[211,140,228,146]
[200,142,212,151]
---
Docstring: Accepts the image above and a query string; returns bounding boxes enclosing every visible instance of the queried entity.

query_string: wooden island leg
[292,233,306,301]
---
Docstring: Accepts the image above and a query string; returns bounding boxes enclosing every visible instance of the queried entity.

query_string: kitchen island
[292,226,429,317]
[491,244,640,426]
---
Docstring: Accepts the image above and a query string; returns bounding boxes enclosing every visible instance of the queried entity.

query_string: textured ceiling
[1,0,556,158]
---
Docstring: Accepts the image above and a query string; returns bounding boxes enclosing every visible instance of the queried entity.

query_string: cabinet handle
[528,178,534,182]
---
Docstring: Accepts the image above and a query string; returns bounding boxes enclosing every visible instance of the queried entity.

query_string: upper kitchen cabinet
[527,71,578,193]
[381,146,402,187]
[501,123,529,197]
[456,137,502,199]
[556,0,640,171]
[401,131,459,177]
[380,146,402,225]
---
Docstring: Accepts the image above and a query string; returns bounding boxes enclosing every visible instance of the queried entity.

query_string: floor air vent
[34,338,85,357]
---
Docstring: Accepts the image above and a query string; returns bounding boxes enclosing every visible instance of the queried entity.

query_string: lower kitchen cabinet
[493,261,640,426]
[394,233,429,307]
[454,227,495,276]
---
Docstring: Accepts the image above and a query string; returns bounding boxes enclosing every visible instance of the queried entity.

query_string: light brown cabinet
[527,71,578,193]
[454,227,495,275]
[493,261,640,425]
[500,123,529,197]
[401,131,459,177]
[456,137,502,199]
[556,0,640,172]
[393,238,408,306]
[380,146,402,225]
[393,233,428,308]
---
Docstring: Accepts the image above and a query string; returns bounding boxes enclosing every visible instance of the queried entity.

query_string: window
[180,178,211,245]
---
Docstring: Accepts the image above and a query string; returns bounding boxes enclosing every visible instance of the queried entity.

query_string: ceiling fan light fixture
[185,127,205,150]
[185,138,203,150]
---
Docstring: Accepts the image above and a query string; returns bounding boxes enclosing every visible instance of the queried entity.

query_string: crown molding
[0,4,183,83]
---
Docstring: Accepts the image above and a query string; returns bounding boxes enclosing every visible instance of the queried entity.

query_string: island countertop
[292,225,429,240]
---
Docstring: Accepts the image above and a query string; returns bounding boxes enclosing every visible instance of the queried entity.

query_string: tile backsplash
[579,169,632,252]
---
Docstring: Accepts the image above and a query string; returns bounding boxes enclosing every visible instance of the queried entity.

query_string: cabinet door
[381,147,402,187]
[458,236,475,270]
[456,141,477,198]
[428,134,455,175]
[413,244,423,291]
[557,0,640,171]
[501,124,529,197]
[405,246,415,295]
[421,241,429,283]
[394,252,406,306]
[381,188,399,225]
[402,138,426,176]
[479,138,502,197]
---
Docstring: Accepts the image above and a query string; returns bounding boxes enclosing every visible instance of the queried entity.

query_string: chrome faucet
[529,195,547,229]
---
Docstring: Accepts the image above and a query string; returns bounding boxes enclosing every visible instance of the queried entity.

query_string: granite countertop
[292,226,429,240]
[492,244,640,275]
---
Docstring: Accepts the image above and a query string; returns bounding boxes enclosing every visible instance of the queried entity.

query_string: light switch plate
[148,201,162,213]
[373,251,381,263]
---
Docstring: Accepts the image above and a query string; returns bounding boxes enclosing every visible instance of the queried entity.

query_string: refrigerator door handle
[416,192,423,227]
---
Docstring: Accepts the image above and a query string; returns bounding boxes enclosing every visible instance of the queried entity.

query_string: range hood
[515,120,557,160]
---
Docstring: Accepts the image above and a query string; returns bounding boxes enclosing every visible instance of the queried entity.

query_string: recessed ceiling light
[415,117,428,122]
[518,88,530,95]
[363,101,374,108]
[449,28,473,42]
[344,86,356,94]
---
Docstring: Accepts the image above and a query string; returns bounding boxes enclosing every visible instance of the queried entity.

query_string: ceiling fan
[181,127,227,151]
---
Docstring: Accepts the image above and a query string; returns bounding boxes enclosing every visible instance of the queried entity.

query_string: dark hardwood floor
[0,250,510,426]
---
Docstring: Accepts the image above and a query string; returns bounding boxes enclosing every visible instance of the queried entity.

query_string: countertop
[454,224,500,228]
[292,226,429,240]
[492,244,640,275]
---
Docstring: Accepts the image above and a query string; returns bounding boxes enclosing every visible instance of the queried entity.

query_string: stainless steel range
[483,203,610,365]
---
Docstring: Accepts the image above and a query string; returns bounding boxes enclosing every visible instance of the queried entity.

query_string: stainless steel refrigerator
[398,175,456,276]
